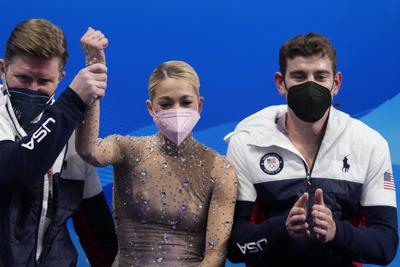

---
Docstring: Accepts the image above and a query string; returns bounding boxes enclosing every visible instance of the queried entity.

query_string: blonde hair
[148,60,200,100]
[5,18,68,71]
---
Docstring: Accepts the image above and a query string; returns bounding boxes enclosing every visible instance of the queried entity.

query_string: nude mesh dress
[79,128,237,267]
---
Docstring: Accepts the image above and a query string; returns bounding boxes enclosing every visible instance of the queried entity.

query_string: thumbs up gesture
[311,188,336,242]
[286,192,310,239]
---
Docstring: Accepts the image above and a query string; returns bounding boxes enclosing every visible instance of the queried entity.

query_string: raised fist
[80,27,108,65]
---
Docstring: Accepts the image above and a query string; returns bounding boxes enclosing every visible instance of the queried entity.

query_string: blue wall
[1,0,399,266]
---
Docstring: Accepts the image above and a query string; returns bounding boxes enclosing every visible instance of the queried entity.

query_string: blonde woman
[76,33,237,266]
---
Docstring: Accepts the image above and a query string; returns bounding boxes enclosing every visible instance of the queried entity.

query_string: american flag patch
[384,172,395,190]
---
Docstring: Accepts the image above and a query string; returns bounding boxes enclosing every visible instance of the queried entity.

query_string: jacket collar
[0,84,56,138]
[1,84,26,137]
[225,105,350,152]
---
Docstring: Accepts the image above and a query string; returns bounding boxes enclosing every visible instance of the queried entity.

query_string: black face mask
[286,81,332,122]
[7,87,51,129]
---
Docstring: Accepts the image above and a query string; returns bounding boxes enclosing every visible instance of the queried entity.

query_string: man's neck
[286,108,329,167]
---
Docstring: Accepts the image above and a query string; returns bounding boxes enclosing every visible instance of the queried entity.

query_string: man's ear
[0,59,6,80]
[274,72,286,96]
[59,70,66,81]
[332,71,343,97]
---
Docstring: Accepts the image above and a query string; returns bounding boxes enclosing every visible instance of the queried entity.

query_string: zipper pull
[306,174,311,186]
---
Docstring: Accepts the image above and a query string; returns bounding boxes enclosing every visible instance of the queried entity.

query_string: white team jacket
[225,105,396,208]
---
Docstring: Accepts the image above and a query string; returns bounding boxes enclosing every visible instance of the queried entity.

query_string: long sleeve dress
[79,130,237,267]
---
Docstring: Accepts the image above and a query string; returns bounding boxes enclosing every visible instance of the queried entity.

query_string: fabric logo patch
[384,172,395,190]
[260,153,284,175]
[342,154,350,173]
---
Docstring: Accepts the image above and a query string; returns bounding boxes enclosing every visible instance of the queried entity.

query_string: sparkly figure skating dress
[80,131,237,267]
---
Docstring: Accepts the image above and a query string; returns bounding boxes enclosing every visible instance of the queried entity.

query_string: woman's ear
[146,99,155,117]
[198,96,204,113]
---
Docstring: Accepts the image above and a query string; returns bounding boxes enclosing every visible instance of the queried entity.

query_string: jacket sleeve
[71,160,118,266]
[0,88,86,190]
[226,134,291,264]
[72,191,118,267]
[228,200,291,264]
[332,139,398,265]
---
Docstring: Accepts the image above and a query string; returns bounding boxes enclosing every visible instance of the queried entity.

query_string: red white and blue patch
[260,153,284,175]
[384,172,395,190]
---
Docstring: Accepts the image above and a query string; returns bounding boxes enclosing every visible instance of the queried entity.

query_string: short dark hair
[4,18,68,71]
[279,32,336,77]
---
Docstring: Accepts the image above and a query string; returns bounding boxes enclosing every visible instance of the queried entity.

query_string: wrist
[85,57,99,66]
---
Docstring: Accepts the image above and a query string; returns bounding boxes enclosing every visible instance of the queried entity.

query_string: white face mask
[150,104,200,146]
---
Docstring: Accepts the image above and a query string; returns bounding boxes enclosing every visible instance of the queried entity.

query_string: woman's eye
[181,101,192,106]
[159,103,171,108]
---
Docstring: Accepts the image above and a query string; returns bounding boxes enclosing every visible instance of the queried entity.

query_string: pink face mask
[151,107,200,146]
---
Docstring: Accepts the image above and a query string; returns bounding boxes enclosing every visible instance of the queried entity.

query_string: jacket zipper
[302,161,313,187]
[35,143,68,266]
[7,97,48,266]
[301,139,323,189]
[35,172,49,266]
[6,97,44,266]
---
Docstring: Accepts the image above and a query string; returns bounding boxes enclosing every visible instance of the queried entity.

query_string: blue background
[1,0,399,266]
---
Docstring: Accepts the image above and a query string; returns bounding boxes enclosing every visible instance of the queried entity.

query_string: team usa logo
[260,153,284,175]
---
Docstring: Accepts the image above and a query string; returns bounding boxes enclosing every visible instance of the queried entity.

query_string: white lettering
[257,238,268,251]
[22,138,34,150]
[237,243,247,254]
[41,118,55,132]
[21,118,56,150]
[236,238,268,254]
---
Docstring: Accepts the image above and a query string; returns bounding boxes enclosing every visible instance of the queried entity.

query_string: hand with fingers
[311,188,336,242]
[69,63,107,106]
[286,192,310,239]
[70,27,108,105]
[80,27,109,65]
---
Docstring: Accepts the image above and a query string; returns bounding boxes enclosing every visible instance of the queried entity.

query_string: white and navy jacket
[0,86,117,267]
[225,105,398,267]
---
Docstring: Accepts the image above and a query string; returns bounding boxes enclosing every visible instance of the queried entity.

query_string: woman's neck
[156,132,195,157]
